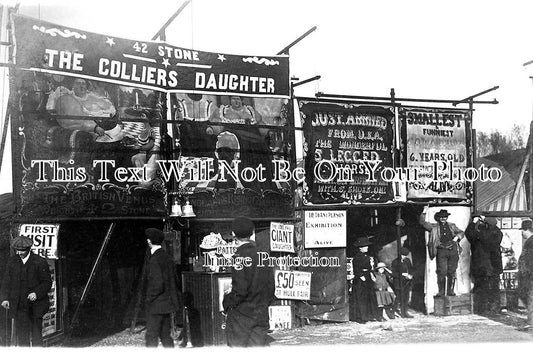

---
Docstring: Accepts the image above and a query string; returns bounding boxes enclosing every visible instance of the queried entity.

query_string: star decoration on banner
[162,58,170,68]
[106,37,115,47]
[217,54,226,62]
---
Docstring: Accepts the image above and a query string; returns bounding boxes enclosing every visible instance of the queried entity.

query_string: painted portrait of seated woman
[46,78,118,134]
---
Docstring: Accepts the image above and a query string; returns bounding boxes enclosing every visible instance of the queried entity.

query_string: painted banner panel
[12,15,289,98]
[401,107,472,200]
[175,94,294,219]
[299,100,395,205]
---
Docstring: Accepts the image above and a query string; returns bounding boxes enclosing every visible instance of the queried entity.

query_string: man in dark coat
[465,216,503,314]
[518,224,533,330]
[144,228,179,348]
[391,247,413,318]
[223,217,275,347]
[0,236,52,347]
[420,208,464,297]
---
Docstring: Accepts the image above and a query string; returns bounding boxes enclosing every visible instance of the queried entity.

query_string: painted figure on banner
[391,247,413,318]
[0,236,52,347]
[174,93,217,122]
[465,216,503,315]
[373,262,396,321]
[46,78,117,132]
[222,217,275,347]
[420,208,464,297]
[350,236,379,323]
[144,228,180,348]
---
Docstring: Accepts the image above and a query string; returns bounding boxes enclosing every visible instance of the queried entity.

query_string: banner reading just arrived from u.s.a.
[12,15,290,98]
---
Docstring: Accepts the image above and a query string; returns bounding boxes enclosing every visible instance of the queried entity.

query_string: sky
[2,0,533,193]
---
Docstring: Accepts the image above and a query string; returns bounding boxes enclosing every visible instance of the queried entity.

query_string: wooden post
[66,223,115,338]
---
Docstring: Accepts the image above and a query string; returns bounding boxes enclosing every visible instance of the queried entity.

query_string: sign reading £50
[12,15,290,98]
[274,270,311,300]
[19,224,59,259]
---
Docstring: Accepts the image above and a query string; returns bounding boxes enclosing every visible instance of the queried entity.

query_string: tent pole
[66,222,116,339]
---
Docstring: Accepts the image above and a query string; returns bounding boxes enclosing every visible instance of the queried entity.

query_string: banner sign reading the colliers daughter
[9,15,291,219]
[12,15,290,98]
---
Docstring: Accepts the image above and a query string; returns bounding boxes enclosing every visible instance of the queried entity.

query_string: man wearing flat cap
[0,236,52,346]
[144,228,179,348]
[222,217,274,347]
[420,208,464,297]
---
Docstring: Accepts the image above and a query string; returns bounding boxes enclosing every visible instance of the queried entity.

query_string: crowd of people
[2,208,533,347]
[349,236,413,323]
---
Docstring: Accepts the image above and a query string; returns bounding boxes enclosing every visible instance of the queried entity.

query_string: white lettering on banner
[274,270,311,301]
[98,58,179,87]
[45,48,84,71]
[270,222,295,253]
[19,224,60,260]
[195,72,275,93]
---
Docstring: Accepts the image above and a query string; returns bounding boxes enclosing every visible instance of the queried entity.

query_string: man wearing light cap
[222,217,274,347]
[144,228,179,348]
[0,236,51,346]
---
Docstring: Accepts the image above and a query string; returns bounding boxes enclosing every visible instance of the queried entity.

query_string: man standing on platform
[420,208,464,297]
[223,217,275,347]
[144,228,179,348]
[391,247,413,318]
[0,236,51,347]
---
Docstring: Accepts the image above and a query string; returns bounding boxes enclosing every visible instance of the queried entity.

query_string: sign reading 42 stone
[12,15,290,98]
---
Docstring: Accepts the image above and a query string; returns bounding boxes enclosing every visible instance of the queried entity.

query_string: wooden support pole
[277,26,317,55]
[66,223,116,337]
[151,0,191,41]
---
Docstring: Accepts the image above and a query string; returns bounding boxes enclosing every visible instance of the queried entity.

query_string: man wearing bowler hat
[223,217,275,347]
[0,236,51,346]
[420,208,464,297]
[144,228,179,348]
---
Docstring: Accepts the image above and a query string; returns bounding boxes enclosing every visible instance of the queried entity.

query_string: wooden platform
[433,293,473,316]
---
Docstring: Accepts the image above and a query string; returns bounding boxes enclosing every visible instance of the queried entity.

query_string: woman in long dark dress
[350,236,379,323]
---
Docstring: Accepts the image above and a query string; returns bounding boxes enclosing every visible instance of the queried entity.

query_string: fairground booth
[0,4,505,347]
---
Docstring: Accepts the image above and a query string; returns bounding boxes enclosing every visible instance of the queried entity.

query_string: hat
[232,217,255,239]
[484,217,498,226]
[375,262,392,273]
[353,236,373,247]
[145,228,165,245]
[400,247,410,256]
[521,219,532,231]
[434,209,451,220]
[11,236,33,250]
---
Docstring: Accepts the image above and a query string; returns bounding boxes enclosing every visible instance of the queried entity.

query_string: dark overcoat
[0,253,52,318]
[146,248,179,315]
